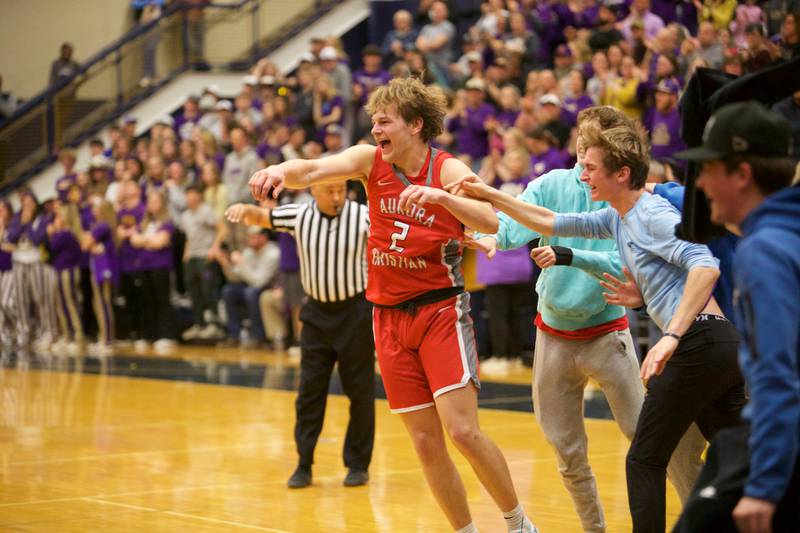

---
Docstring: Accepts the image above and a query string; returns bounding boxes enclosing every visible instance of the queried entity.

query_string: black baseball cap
[675,101,791,162]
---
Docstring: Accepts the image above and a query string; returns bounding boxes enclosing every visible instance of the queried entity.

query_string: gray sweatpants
[532,327,705,533]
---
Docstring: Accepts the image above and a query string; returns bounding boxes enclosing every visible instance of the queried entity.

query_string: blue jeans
[222,283,265,342]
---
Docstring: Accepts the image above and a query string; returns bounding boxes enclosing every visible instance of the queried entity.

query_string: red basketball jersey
[366,146,465,306]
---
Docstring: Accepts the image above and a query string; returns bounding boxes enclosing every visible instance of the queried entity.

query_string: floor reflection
[0,351,614,419]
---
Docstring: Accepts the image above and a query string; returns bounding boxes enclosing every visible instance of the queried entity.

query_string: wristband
[551,246,573,266]
[663,331,681,341]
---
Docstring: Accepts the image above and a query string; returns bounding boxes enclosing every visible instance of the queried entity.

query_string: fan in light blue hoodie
[476,163,626,332]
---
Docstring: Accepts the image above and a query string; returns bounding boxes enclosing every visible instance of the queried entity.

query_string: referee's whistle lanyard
[391,147,439,187]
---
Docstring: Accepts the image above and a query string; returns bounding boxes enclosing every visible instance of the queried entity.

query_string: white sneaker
[197,324,224,340]
[33,338,53,356]
[134,340,150,353]
[66,341,84,356]
[153,339,177,355]
[49,338,68,356]
[182,325,203,341]
[88,343,114,357]
[287,345,301,361]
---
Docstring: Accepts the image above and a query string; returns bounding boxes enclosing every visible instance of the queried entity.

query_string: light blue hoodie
[478,164,626,331]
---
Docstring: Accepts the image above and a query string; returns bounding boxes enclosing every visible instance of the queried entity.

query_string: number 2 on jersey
[389,221,410,253]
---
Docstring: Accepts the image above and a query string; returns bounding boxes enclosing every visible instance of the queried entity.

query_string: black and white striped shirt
[270,200,369,303]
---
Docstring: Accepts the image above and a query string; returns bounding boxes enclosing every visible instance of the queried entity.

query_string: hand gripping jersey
[366,147,465,306]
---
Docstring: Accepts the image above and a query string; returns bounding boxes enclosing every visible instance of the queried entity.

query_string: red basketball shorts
[372,293,480,413]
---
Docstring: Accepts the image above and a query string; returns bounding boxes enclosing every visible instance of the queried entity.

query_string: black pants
[674,424,800,533]
[627,316,747,533]
[185,258,219,327]
[141,268,175,341]
[295,294,375,471]
[120,271,145,340]
[485,283,529,359]
[80,266,98,338]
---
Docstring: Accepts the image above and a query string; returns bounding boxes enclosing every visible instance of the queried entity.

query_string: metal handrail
[1,0,255,131]
[0,0,335,194]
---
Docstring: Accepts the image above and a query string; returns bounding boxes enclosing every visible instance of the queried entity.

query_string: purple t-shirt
[531,148,569,179]
[315,96,344,142]
[562,94,594,127]
[649,108,685,160]
[174,112,202,140]
[353,68,392,106]
[278,232,300,272]
[138,219,174,271]
[256,142,284,164]
[477,245,533,286]
[495,109,520,129]
[90,222,120,286]
[117,203,146,274]
[448,103,496,162]
[7,214,47,247]
[49,230,82,271]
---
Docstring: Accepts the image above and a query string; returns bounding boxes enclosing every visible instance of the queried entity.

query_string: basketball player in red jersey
[249,77,537,533]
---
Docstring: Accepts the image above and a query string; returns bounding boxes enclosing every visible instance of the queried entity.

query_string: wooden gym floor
[0,347,682,532]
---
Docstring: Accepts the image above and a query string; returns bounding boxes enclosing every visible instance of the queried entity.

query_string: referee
[225,182,374,489]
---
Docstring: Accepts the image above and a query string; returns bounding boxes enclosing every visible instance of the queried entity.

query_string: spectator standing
[139,1,164,88]
[381,9,418,66]
[696,0,737,30]
[117,180,147,348]
[223,125,259,206]
[82,198,119,356]
[352,45,392,141]
[47,204,85,353]
[416,1,457,87]
[180,185,224,340]
[49,42,79,87]
[620,0,666,45]
[130,191,177,354]
[447,78,495,169]
[646,79,686,161]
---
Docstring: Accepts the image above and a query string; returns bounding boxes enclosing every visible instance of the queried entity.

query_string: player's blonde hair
[365,76,448,143]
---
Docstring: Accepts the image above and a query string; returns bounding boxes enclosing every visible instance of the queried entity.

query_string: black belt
[307,292,366,312]
[374,286,464,314]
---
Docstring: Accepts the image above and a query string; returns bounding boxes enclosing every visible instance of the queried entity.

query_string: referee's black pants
[627,316,747,533]
[295,293,375,471]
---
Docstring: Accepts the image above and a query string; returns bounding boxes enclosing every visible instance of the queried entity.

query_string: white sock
[503,504,524,531]
[455,523,479,533]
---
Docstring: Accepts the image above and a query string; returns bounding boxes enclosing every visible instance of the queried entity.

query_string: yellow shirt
[603,77,642,120]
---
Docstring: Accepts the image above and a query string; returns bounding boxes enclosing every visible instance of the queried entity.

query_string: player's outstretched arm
[447,174,556,236]
[249,144,375,201]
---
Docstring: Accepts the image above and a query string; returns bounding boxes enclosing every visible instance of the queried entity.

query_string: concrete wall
[0,0,133,99]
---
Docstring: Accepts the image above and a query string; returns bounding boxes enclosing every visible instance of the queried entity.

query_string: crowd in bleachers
[1,0,799,362]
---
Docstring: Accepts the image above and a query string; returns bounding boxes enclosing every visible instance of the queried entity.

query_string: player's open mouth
[378,140,391,150]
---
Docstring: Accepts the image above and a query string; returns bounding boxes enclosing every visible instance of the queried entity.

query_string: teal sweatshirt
[479,164,626,331]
